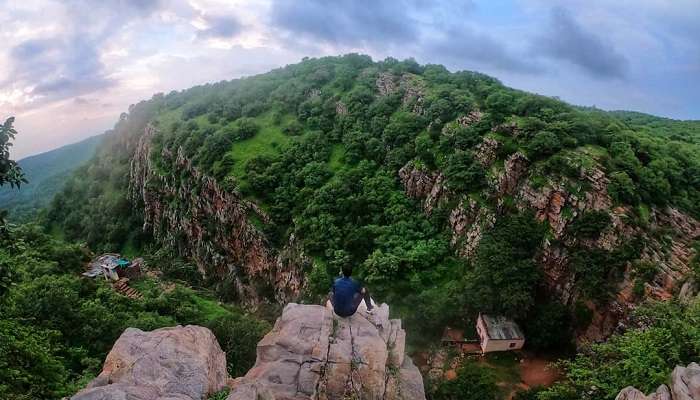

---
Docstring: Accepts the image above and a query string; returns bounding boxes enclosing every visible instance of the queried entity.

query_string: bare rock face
[474,137,500,167]
[491,121,520,137]
[497,152,529,196]
[71,325,228,400]
[616,386,671,400]
[229,303,425,400]
[399,74,426,114]
[449,198,495,258]
[376,72,398,96]
[615,363,700,400]
[335,101,348,116]
[398,162,448,214]
[130,125,307,304]
[456,111,483,127]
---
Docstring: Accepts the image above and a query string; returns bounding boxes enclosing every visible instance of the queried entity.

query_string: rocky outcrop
[401,74,426,114]
[229,303,425,400]
[71,325,228,400]
[616,363,700,400]
[376,72,398,96]
[130,125,307,304]
[335,101,348,116]
[491,121,520,137]
[474,137,500,167]
[449,198,496,258]
[456,111,483,127]
[516,162,700,341]
[497,152,529,196]
[398,162,448,214]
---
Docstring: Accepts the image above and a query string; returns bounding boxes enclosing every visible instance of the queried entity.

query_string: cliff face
[229,303,425,400]
[130,124,307,304]
[399,134,700,342]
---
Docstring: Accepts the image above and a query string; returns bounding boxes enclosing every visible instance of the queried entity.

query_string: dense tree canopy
[37,55,700,399]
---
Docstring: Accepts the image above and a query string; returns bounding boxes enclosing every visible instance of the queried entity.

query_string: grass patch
[48,224,66,241]
[191,295,232,322]
[227,112,294,181]
[637,204,651,226]
[328,144,346,172]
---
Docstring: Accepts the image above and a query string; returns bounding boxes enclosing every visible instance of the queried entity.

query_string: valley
[1,55,699,400]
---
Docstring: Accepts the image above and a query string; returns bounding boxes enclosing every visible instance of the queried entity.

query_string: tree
[464,212,545,317]
[0,117,26,233]
[0,319,70,399]
[527,131,561,159]
[432,362,499,400]
[443,151,485,192]
[608,171,638,204]
[206,314,270,377]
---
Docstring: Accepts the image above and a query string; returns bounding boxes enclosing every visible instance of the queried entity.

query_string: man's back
[332,277,361,317]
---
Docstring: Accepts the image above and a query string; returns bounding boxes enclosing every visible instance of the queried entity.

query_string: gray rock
[671,363,700,400]
[616,387,651,400]
[71,325,227,400]
[615,363,700,400]
[229,303,425,400]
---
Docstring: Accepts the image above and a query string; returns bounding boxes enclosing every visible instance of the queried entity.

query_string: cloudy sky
[1,0,698,159]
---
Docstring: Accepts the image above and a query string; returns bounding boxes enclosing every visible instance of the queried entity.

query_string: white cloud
[1,0,698,159]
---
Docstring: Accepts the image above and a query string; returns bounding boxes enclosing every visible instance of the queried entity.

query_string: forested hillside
[0,134,103,222]
[43,55,700,399]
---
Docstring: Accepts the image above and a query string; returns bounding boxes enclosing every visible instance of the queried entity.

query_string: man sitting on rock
[330,265,374,317]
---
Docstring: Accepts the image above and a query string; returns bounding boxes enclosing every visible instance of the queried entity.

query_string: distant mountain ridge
[0,133,104,221]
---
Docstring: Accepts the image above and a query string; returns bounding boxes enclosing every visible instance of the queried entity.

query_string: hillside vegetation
[0,226,268,399]
[40,55,700,400]
[0,134,103,222]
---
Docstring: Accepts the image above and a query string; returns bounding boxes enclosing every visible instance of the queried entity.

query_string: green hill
[42,55,700,400]
[0,134,104,222]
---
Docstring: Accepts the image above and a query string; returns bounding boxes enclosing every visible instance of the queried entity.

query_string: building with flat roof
[476,313,525,353]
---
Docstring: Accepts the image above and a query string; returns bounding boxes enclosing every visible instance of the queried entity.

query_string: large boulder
[71,325,228,400]
[615,363,700,400]
[228,303,426,400]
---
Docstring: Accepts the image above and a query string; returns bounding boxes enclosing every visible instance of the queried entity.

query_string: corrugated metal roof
[481,314,524,340]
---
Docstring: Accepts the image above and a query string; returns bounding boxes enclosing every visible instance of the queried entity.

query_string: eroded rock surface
[229,303,425,400]
[71,325,228,400]
[398,162,448,214]
[130,124,307,304]
[616,363,700,400]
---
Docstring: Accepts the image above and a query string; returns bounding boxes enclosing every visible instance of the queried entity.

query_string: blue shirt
[332,277,361,317]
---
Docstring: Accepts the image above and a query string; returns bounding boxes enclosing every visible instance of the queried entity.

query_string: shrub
[207,314,270,377]
[432,362,499,400]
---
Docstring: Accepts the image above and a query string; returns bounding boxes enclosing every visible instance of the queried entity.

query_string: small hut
[476,313,525,353]
[82,254,141,281]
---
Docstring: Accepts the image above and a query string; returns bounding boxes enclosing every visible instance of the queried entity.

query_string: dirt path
[519,356,561,388]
